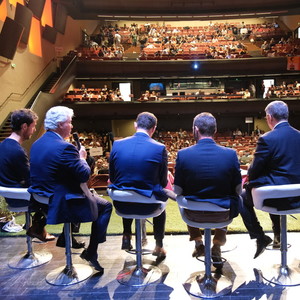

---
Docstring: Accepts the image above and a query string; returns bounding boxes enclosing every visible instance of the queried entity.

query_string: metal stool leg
[116,219,162,286]
[260,215,300,286]
[9,212,52,269]
[183,229,233,298]
[46,223,93,286]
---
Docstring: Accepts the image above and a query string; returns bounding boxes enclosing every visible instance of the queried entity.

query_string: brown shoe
[27,227,55,242]
[192,243,205,257]
[152,246,166,258]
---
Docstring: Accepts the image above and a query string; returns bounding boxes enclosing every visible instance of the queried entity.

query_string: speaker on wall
[14,3,33,44]
[42,25,57,44]
[0,17,24,60]
[54,4,67,34]
[28,0,46,19]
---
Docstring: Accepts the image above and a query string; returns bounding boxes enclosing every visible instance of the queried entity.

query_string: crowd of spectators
[63,84,124,103]
[261,37,300,57]
[264,80,300,98]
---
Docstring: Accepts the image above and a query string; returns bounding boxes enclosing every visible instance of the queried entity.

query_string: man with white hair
[29,106,112,274]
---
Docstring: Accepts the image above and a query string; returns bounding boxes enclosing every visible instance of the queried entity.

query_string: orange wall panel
[0,0,7,22]
[41,0,52,27]
[9,0,24,7]
[28,17,42,57]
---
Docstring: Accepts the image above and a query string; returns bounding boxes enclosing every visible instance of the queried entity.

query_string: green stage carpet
[1,196,300,237]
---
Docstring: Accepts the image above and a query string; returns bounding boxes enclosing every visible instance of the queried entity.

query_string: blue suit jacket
[109,132,168,201]
[174,139,241,216]
[248,122,300,209]
[28,131,92,224]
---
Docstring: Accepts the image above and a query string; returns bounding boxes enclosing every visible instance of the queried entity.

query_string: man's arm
[159,147,168,188]
[248,136,271,181]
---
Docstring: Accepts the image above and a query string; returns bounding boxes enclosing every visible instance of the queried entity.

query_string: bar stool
[252,184,300,286]
[108,188,167,287]
[30,193,93,286]
[0,186,52,269]
[177,195,233,298]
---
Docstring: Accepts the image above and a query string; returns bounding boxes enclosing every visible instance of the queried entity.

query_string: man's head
[11,109,38,141]
[135,112,157,136]
[44,106,74,139]
[265,100,288,129]
[193,112,217,140]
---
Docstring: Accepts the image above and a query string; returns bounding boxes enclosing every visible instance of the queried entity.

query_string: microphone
[72,132,81,150]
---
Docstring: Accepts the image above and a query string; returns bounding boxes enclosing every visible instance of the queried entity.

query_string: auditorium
[1,0,300,299]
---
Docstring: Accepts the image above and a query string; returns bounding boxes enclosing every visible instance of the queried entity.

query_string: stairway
[0,118,11,142]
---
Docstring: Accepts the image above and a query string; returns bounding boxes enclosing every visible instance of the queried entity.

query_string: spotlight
[193,62,199,70]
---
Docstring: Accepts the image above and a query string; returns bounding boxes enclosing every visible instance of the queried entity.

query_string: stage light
[193,62,199,70]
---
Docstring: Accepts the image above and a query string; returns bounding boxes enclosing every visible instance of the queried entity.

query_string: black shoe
[80,249,104,274]
[254,235,273,259]
[273,234,281,249]
[211,245,223,270]
[56,234,85,249]
[192,244,205,257]
[121,235,133,250]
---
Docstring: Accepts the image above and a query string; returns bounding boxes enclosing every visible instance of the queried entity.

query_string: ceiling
[59,0,300,21]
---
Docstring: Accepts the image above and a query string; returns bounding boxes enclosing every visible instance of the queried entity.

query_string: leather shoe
[192,243,205,257]
[211,245,223,269]
[80,249,104,274]
[273,234,281,249]
[254,235,273,259]
[56,234,85,249]
[152,246,166,260]
[121,234,133,250]
[27,227,55,242]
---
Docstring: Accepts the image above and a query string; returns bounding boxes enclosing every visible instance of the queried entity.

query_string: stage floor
[1,232,300,299]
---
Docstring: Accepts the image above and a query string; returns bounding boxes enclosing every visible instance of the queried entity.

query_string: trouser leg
[213,227,227,246]
[153,210,166,248]
[187,225,203,241]
[239,188,265,239]
[123,218,134,236]
[87,196,112,256]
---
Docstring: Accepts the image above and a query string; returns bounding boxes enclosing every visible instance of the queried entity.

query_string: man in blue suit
[29,106,112,274]
[174,112,242,270]
[240,100,300,259]
[109,112,169,259]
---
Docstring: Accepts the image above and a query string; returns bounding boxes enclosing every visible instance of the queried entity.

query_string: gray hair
[265,100,289,121]
[193,112,217,137]
[44,106,74,130]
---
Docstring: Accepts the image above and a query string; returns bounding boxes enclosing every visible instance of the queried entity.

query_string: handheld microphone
[72,132,81,150]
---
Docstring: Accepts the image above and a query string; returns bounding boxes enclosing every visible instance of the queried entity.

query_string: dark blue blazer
[248,122,300,210]
[109,132,168,201]
[174,138,241,216]
[28,131,92,224]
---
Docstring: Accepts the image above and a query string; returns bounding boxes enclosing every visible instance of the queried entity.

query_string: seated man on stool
[0,109,54,242]
[174,112,242,269]
[109,112,172,260]
[239,100,300,258]
[29,106,112,273]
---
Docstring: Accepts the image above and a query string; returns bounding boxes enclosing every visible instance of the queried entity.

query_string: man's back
[175,138,241,204]
[0,138,30,188]
[249,122,300,186]
[109,132,168,200]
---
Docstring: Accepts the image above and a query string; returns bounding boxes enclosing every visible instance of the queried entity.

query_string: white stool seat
[252,184,300,286]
